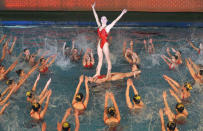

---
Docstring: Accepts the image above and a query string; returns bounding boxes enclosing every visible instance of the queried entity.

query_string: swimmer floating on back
[104,92,121,127]
[82,48,94,69]
[88,64,141,84]
[185,58,203,84]
[163,75,192,100]
[92,2,127,78]
[126,79,144,110]
[162,91,188,124]
[123,40,140,65]
[72,75,89,113]
[57,108,80,131]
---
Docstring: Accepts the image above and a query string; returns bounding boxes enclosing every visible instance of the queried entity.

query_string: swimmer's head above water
[176,103,184,113]
[32,102,41,112]
[133,95,141,104]
[101,16,108,25]
[75,93,83,102]
[62,121,71,131]
[16,69,25,77]
[40,58,45,64]
[107,107,115,117]
[167,121,176,131]
[184,82,192,91]
[26,91,33,98]
[6,79,14,85]
[23,48,30,56]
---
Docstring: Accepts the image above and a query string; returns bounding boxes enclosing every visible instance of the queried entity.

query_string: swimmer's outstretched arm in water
[126,79,144,109]
[39,90,52,119]
[0,39,9,63]
[169,90,188,117]
[159,109,166,131]
[72,75,84,104]
[163,75,180,94]
[0,86,15,105]
[189,41,199,53]
[103,92,109,123]
[0,35,6,44]
[38,78,51,100]
[31,73,40,92]
[0,102,10,115]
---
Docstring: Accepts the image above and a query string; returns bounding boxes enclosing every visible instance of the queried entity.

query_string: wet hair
[136,64,140,69]
[107,107,115,116]
[167,121,176,131]
[133,95,141,104]
[174,55,178,60]
[32,103,41,112]
[176,103,184,113]
[75,93,83,102]
[26,91,33,98]
[23,48,28,52]
[40,58,45,63]
[62,122,71,131]
[16,69,23,76]
[6,80,14,85]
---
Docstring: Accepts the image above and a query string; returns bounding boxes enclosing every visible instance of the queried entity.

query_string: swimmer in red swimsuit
[30,90,52,120]
[161,55,177,70]
[72,75,89,113]
[166,48,182,65]
[103,92,121,127]
[162,91,188,124]
[92,2,127,78]
[39,54,56,73]
[82,48,94,68]
[163,75,192,100]
[189,41,203,55]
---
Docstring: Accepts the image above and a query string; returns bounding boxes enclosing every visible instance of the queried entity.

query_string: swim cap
[176,103,184,113]
[75,93,83,102]
[107,107,115,116]
[133,95,141,104]
[167,121,176,131]
[32,103,41,112]
[16,69,23,76]
[6,80,13,85]
[62,122,71,131]
[26,91,33,98]
[184,82,192,91]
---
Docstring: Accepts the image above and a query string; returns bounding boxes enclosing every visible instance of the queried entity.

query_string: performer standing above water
[92,2,127,78]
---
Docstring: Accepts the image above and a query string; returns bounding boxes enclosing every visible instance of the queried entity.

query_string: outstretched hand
[122,9,127,14]
[163,91,167,99]
[92,2,96,8]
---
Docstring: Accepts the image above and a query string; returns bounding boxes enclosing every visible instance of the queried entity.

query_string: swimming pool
[0,25,202,131]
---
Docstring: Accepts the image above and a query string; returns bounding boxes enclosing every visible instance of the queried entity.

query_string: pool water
[0,25,203,131]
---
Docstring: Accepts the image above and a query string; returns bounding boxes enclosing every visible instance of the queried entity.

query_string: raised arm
[125,79,133,109]
[41,122,46,131]
[185,59,198,81]
[90,50,95,65]
[0,102,10,115]
[0,35,6,44]
[163,75,180,94]
[62,42,66,56]
[162,91,174,118]
[103,92,109,122]
[47,55,57,67]
[32,73,40,92]
[61,108,72,124]
[82,50,88,66]
[131,81,138,95]
[74,111,80,131]
[106,9,127,32]
[0,40,9,62]
[110,93,120,121]
[83,76,89,108]
[72,75,83,104]
[4,59,18,76]
[169,89,181,103]
[8,36,17,54]
[123,41,127,56]
[91,2,101,27]
[149,38,155,52]
[159,109,166,131]
[39,78,51,99]
[124,50,133,64]
[0,87,15,105]
[40,90,52,119]
[189,41,199,52]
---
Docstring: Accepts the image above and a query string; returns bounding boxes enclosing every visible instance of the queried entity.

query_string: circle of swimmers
[0,3,203,131]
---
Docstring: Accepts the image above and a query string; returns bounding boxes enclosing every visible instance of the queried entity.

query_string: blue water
[0,25,202,131]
